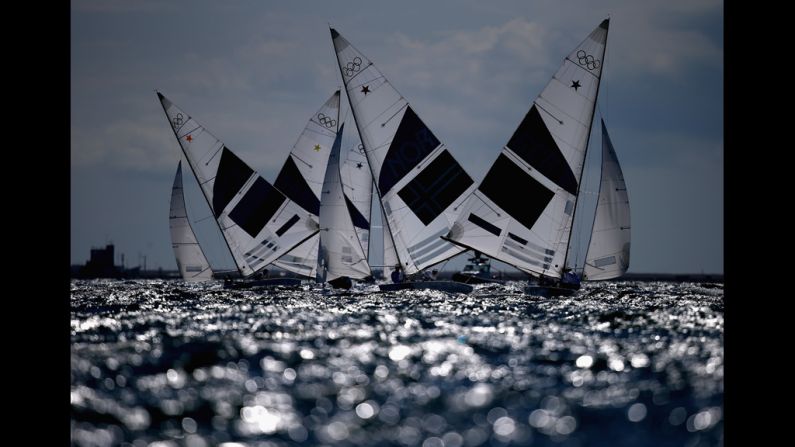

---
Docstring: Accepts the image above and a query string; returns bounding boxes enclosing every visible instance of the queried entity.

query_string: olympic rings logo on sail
[576,50,600,70]
[343,57,362,77]
[317,113,336,128]
[172,113,184,128]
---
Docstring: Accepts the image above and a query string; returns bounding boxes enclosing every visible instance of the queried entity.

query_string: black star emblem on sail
[361,85,370,95]
[356,162,363,169]
[571,80,581,91]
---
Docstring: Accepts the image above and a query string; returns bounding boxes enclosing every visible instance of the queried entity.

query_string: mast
[329,27,406,271]
[562,18,610,273]
[157,91,243,275]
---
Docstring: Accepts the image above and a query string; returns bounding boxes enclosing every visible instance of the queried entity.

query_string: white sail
[271,91,341,278]
[340,138,373,257]
[318,123,372,282]
[157,92,319,277]
[331,28,477,275]
[382,205,399,280]
[170,161,213,282]
[446,19,610,279]
[584,119,630,280]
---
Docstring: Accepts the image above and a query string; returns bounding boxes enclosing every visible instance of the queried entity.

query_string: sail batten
[158,92,319,277]
[331,28,476,274]
[446,19,610,280]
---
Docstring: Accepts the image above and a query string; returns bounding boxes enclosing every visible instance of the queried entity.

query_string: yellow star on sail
[313,144,321,152]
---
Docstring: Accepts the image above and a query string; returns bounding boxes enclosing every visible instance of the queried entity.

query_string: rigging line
[605,34,609,124]
[194,214,215,224]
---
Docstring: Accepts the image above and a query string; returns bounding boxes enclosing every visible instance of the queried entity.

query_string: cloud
[71,117,177,172]
[73,0,175,14]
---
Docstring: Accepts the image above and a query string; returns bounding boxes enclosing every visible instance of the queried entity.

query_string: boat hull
[524,285,578,297]
[224,278,303,290]
[328,276,353,290]
[451,272,504,285]
[379,281,473,294]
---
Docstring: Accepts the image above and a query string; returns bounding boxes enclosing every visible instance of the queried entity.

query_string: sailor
[391,265,404,283]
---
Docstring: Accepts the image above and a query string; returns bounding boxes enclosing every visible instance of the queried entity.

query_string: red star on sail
[185,134,193,142]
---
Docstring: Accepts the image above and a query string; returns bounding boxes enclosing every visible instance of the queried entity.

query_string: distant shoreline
[70,265,724,283]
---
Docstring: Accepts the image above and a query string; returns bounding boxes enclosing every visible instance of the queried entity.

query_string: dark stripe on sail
[397,150,473,225]
[467,213,501,237]
[274,156,320,216]
[213,147,254,217]
[344,194,369,229]
[275,214,301,237]
[507,105,578,195]
[229,177,286,237]
[479,154,554,231]
[508,233,528,245]
[379,106,441,195]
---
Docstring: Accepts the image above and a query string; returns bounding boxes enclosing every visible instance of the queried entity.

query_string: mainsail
[583,119,630,280]
[271,91,341,278]
[331,28,476,275]
[157,92,319,277]
[446,19,610,280]
[318,123,372,282]
[169,161,213,282]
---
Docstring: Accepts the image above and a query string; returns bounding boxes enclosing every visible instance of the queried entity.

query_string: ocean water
[70,279,723,447]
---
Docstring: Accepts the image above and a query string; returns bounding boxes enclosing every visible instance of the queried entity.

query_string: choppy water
[71,279,723,447]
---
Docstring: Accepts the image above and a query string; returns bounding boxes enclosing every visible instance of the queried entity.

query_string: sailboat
[169,161,213,282]
[317,123,373,289]
[444,19,628,296]
[269,91,341,280]
[330,27,475,294]
[157,91,319,286]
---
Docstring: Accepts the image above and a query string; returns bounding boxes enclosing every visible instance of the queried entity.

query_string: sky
[71,0,723,274]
